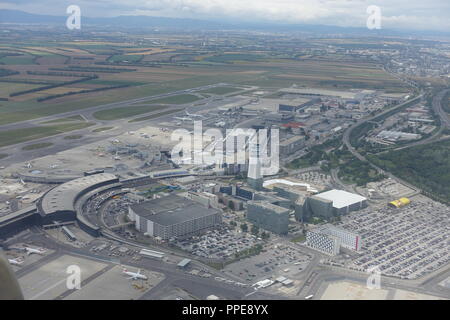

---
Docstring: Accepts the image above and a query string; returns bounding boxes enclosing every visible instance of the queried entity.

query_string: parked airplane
[185,110,205,119]
[122,267,148,280]
[20,246,46,256]
[8,258,24,266]
[173,116,193,122]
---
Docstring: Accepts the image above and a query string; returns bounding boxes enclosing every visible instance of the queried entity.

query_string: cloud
[1,0,449,31]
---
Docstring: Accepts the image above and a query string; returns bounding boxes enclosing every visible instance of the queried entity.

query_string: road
[343,89,450,195]
[342,94,424,193]
[386,89,450,153]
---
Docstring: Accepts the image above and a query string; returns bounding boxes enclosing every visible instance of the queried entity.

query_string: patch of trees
[0,68,19,77]
[337,158,386,186]
[37,84,130,102]
[10,75,98,97]
[27,71,96,78]
[50,66,136,73]
[370,140,450,202]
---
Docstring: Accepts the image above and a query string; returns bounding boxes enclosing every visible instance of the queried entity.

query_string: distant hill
[0,9,226,30]
[0,9,448,37]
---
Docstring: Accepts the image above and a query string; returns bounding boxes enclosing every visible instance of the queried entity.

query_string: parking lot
[339,196,450,279]
[175,228,263,260]
[224,243,312,282]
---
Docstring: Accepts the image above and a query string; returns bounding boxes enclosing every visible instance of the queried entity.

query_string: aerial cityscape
[0,0,449,305]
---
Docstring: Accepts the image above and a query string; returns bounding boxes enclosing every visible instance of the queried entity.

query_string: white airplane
[122,267,147,280]
[8,258,23,266]
[25,163,33,169]
[173,116,193,122]
[21,247,46,256]
[185,110,205,119]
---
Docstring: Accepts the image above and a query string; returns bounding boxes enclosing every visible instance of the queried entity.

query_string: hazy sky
[1,0,449,31]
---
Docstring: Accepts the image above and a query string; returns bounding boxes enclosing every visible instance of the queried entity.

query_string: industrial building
[306,230,341,256]
[128,195,222,240]
[246,201,290,235]
[377,130,421,142]
[279,136,305,156]
[299,190,367,221]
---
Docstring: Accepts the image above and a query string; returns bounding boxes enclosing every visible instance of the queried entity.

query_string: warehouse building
[301,189,367,221]
[128,195,222,240]
[246,201,290,235]
[279,136,305,156]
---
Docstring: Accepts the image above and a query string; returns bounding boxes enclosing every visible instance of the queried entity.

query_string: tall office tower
[247,157,263,190]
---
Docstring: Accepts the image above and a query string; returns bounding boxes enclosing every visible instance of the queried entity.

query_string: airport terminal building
[128,195,222,240]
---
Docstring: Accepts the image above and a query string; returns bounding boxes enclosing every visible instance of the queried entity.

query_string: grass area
[92,126,114,133]
[63,134,83,140]
[0,82,42,97]
[204,54,265,64]
[41,115,85,124]
[0,153,7,159]
[291,235,306,243]
[93,105,166,120]
[146,94,201,105]
[0,122,94,148]
[128,108,182,122]
[22,142,53,150]
[0,54,36,65]
[198,86,241,95]
[108,54,143,63]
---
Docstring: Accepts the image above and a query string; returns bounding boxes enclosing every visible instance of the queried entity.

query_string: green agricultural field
[0,54,36,65]
[0,83,42,97]
[93,104,167,120]
[0,122,94,148]
[204,54,265,64]
[22,142,53,150]
[108,54,143,63]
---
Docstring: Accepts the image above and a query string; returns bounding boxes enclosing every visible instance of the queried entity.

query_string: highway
[342,88,450,195]
[386,89,450,152]
[342,94,424,193]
